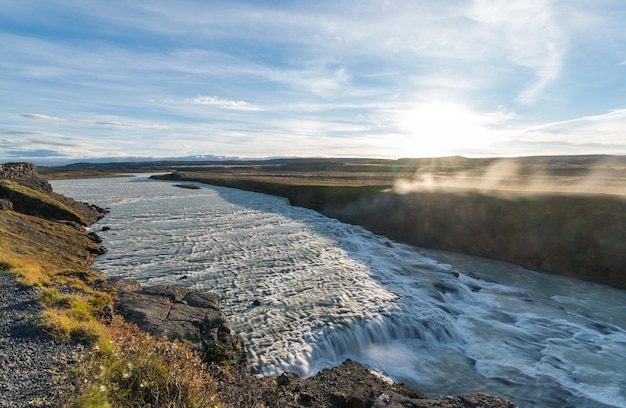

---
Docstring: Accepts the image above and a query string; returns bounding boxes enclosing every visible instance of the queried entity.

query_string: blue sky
[1,0,626,164]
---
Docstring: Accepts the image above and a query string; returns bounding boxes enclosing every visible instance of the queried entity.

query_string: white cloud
[469,0,567,104]
[75,120,170,129]
[185,96,263,111]
[20,113,65,121]
[2,1,626,162]
[20,112,169,130]
[522,108,626,132]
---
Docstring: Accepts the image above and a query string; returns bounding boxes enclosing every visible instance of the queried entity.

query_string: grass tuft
[60,316,219,408]
[0,253,51,287]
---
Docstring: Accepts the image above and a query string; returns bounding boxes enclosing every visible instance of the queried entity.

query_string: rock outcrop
[372,390,517,408]
[0,162,51,192]
[107,278,247,368]
[271,359,427,407]
[217,359,517,408]
[0,162,106,225]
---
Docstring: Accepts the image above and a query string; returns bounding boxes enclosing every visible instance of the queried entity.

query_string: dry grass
[60,316,219,408]
[0,254,52,287]
[38,289,112,341]
[0,181,89,224]
[0,211,99,281]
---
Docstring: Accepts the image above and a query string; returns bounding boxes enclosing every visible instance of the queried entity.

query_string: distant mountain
[23,154,243,166]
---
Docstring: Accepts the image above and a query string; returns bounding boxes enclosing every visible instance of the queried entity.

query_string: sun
[395,102,504,157]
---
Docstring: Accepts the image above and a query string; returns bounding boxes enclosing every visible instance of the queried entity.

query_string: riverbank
[39,155,626,289]
[152,170,626,291]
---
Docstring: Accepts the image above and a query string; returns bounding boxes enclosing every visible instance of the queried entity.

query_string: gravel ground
[0,271,78,408]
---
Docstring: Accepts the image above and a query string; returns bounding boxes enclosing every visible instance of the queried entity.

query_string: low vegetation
[0,181,90,224]
[0,176,222,407]
[61,316,218,408]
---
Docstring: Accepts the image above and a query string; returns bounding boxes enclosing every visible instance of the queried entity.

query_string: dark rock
[141,285,190,302]
[0,199,13,211]
[113,280,246,368]
[251,360,517,408]
[373,391,517,408]
[87,232,102,243]
[183,291,221,310]
[87,245,108,255]
[174,183,201,190]
[277,372,296,386]
[101,226,111,231]
[0,162,51,192]
[265,359,428,408]
[253,299,262,307]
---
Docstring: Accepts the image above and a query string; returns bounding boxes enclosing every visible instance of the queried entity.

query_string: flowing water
[52,176,626,408]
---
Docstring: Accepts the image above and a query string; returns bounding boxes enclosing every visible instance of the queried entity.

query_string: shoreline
[151,173,626,291]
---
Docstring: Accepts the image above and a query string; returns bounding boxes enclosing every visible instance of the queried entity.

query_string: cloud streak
[469,0,567,104]
[20,113,170,129]
[20,113,65,121]
[185,96,263,111]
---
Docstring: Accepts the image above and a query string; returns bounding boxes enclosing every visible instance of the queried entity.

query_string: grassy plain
[43,154,626,193]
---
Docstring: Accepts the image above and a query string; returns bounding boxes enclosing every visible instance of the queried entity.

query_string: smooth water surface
[52,176,626,408]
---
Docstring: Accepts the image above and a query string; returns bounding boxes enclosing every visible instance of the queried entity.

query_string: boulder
[373,390,517,408]
[0,199,12,211]
[112,279,247,367]
[271,359,428,408]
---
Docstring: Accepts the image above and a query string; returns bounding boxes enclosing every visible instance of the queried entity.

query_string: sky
[1,0,626,164]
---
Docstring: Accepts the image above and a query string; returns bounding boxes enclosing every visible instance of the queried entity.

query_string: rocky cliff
[322,189,626,290]
[0,162,52,192]
[0,162,106,225]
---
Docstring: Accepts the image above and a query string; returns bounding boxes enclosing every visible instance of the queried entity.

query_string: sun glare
[396,102,503,157]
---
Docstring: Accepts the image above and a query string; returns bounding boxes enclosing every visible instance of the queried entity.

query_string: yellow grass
[0,253,52,287]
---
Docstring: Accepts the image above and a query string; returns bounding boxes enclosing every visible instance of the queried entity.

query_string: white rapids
[52,176,626,408]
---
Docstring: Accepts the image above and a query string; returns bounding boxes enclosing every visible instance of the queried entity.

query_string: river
[51,175,626,408]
